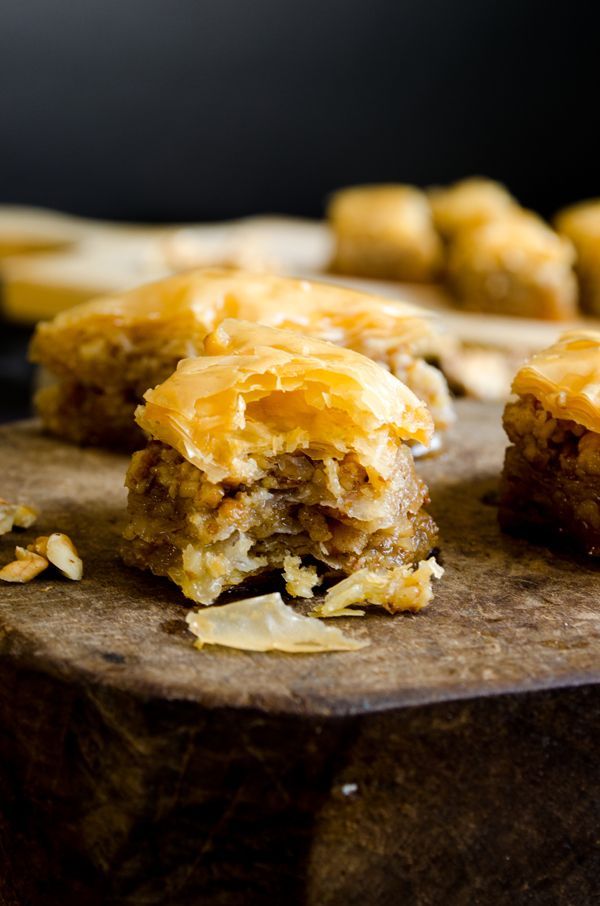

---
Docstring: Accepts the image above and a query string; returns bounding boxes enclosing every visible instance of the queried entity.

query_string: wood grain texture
[1,403,599,904]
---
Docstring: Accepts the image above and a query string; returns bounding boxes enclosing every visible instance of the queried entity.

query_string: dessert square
[499,330,600,555]
[122,319,438,604]
[555,200,600,316]
[327,184,443,282]
[446,214,577,320]
[30,268,454,451]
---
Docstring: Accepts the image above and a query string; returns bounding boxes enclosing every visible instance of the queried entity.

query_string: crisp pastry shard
[555,199,600,315]
[327,184,443,282]
[499,330,600,555]
[446,214,578,320]
[185,592,367,653]
[30,267,454,450]
[122,319,438,605]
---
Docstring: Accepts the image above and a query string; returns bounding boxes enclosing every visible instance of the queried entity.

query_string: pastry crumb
[314,557,444,618]
[282,555,321,598]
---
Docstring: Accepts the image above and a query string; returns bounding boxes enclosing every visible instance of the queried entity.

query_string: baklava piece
[428,177,517,240]
[122,319,438,605]
[446,214,577,320]
[30,268,454,451]
[555,199,600,315]
[499,331,600,555]
[327,184,443,282]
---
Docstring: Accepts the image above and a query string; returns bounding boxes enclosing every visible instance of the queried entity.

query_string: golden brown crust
[136,319,434,483]
[511,330,600,433]
[30,268,452,448]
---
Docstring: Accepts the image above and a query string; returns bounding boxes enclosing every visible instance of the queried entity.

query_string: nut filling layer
[499,394,600,555]
[122,441,437,604]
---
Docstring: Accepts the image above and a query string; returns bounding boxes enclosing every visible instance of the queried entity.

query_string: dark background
[2,0,600,222]
[1,0,600,422]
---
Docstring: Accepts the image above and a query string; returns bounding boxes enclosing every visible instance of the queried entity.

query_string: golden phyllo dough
[511,331,600,431]
[555,199,600,315]
[499,330,600,555]
[122,319,438,604]
[30,267,453,450]
[327,184,443,282]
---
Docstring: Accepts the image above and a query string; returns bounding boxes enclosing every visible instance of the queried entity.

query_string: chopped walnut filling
[122,440,437,605]
[503,394,600,477]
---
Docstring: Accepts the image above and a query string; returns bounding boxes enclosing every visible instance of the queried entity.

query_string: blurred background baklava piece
[328,184,443,283]
[445,213,578,320]
[555,199,600,316]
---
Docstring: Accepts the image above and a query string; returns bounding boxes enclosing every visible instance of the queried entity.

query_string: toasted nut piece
[0,498,16,535]
[46,533,83,580]
[13,504,38,529]
[0,498,39,534]
[27,535,49,557]
[0,547,49,583]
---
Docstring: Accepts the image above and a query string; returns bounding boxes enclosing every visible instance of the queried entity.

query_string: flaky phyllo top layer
[135,320,433,483]
[30,267,437,379]
[512,330,600,432]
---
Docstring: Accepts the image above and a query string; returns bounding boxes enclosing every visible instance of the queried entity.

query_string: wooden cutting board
[1,402,599,905]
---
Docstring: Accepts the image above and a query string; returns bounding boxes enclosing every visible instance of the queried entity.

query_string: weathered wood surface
[1,402,599,905]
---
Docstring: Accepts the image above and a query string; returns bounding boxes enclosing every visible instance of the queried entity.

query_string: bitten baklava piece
[122,319,438,605]
[30,268,454,450]
[327,184,443,282]
[446,214,578,320]
[499,330,600,555]
[428,177,517,240]
[555,199,600,316]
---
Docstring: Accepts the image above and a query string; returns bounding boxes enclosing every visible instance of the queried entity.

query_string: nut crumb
[27,536,49,557]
